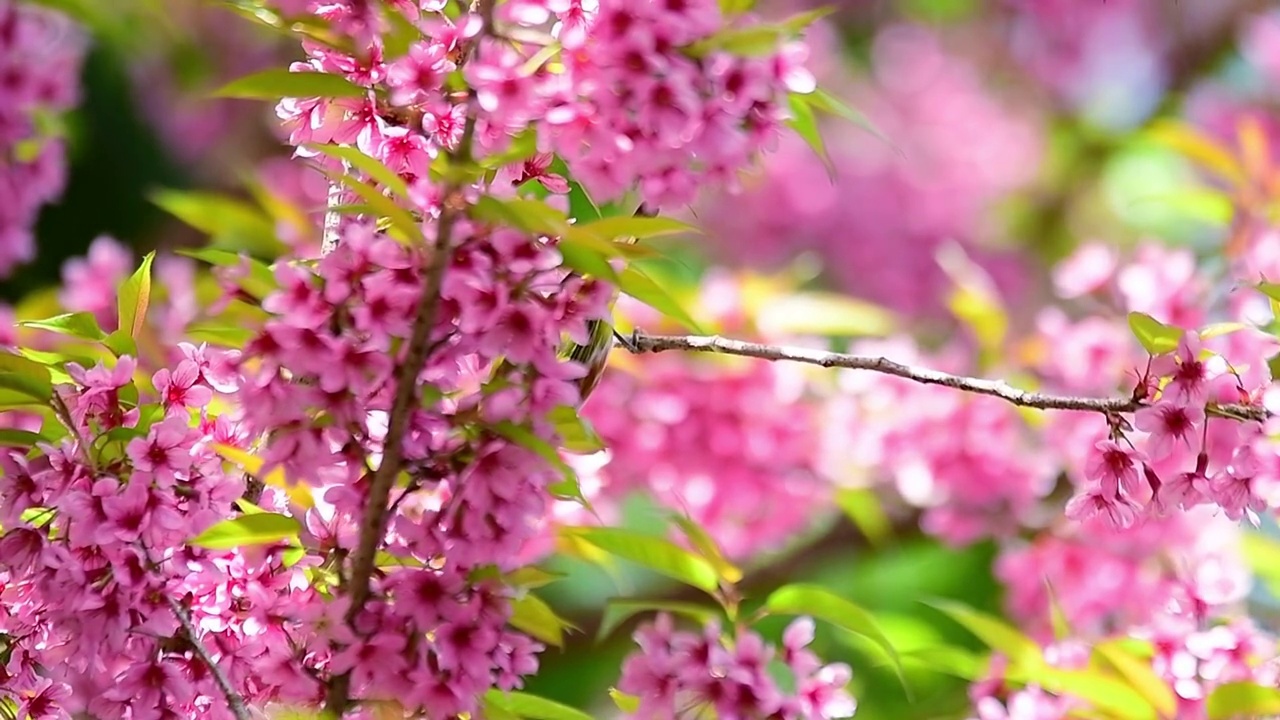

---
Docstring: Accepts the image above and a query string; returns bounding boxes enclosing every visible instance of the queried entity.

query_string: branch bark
[626,331,1270,422]
[323,8,491,714]
[166,595,252,720]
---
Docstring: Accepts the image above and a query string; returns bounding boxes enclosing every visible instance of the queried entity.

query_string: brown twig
[166,590,252,720]
[626,331,1269,422]
[322,8,492,715]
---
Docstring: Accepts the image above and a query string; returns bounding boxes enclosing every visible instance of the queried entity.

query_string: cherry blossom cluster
[0,0,86,278]
[276,0,816,211]
[232,217,612,715]
[618,613,855,720]
[700,24,1039,317]
[0,349,272,718]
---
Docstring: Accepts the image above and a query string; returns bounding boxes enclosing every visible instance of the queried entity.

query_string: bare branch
[626,331,1270,422]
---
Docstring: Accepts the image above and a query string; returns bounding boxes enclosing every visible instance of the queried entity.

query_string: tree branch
[323,12,490,715]
[165,594,252,720]
[626,331,1269,422]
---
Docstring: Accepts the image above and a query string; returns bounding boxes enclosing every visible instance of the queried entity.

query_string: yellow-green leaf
[1093,639,1177,719]
[189,513,300,550]
[18,312,106,341]
[306,143,411,200]
[923,599,1042,671]
[618,264,704,333]
[214,68,366,100]
[1127,311,1182,355]
[669,513,741,585]
[213,444,314,509]
[117,252,155,339]
[597,598,720,642]
[757,292,895,338]
[1205,681,1280,719]
[1147,120,1247,189]
[561,527,720,593]
[0,352,53,402]
[509,593,576,647]
[151,190,286,256]
[768,584,905,684]
[482,691,592,720]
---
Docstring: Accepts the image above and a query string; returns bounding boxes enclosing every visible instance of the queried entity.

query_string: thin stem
[625,331,1270,422]
[166,589,252,720]
[323,13,490,713]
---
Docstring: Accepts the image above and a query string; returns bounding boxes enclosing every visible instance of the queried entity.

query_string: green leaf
[597,598,720,642]
[1205,681,1280,719]
[504,566,567,590]
[1023,667,1156,720]
[151,190,286,256]
[188,513,301,550]
[780,6,835,33]
[482,691,593,720]
[214,68,366,99]
[306,143,410,200]
[177,248,278,300]
[561,527,720,593]
[1093,640,1177,719]
[788,94,834,176]
[922,599,1043,670]
[806,88,894,149]
[608,689,640,714]
[322,170,423,246]
[0,429,48,448]
[0,352,53,402]
[117,252,156,339]
[574,216,697,243]
[687,25,787,58]
[17,312,106,341]
[549,406,605,454]
[618,265,704,333]
[1200,322,1247,340]
[1127,311,1182,355]
[768,584,905,682]
[1258,281,1280,303]
[757,292,895,337]
[473,196,572,237]
[509,593,576,647]
[102,330,138,359]
[556,235,620,282]
[479,127,539,171]
[833,488,891,546]
[669,514,741,585]
[894,645,986,679]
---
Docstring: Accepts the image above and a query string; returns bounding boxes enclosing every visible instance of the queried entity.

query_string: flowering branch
[165,594,251,720]
[323,9,490,716]
[625,331,1270,422]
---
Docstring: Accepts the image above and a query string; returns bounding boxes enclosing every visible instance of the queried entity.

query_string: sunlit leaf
[306,143,411,200]
[322,170,423,246]
[117,252,156,339]
[1147,120,1247,188]
[482,691,593,720]
[177,248,278,300]
[17,312,106,341]
[574,216,697,243]
[618,265,704,333]
[214,68,366,99]
[509,593,576,647]
[768,584,905,682]
[189,513,300,549]
[1093,640,1177,719]
[669,514,741,585]
[549,405,605,454]
[0,352,53,402]
[213,444,314,509]
[561,527,720,593]
[1205,681,1280,719]
[152,190,286,256]
[806,88,895,149]
[834,488,891,546]
[597,598,720,642]
[504,566,567,590]
[788,93,833,176]
[757,292,895,338]
[1022,667,1156,720]
[1127,312,1182,355]
[608,689,640,714]
[922,599,1042,670]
